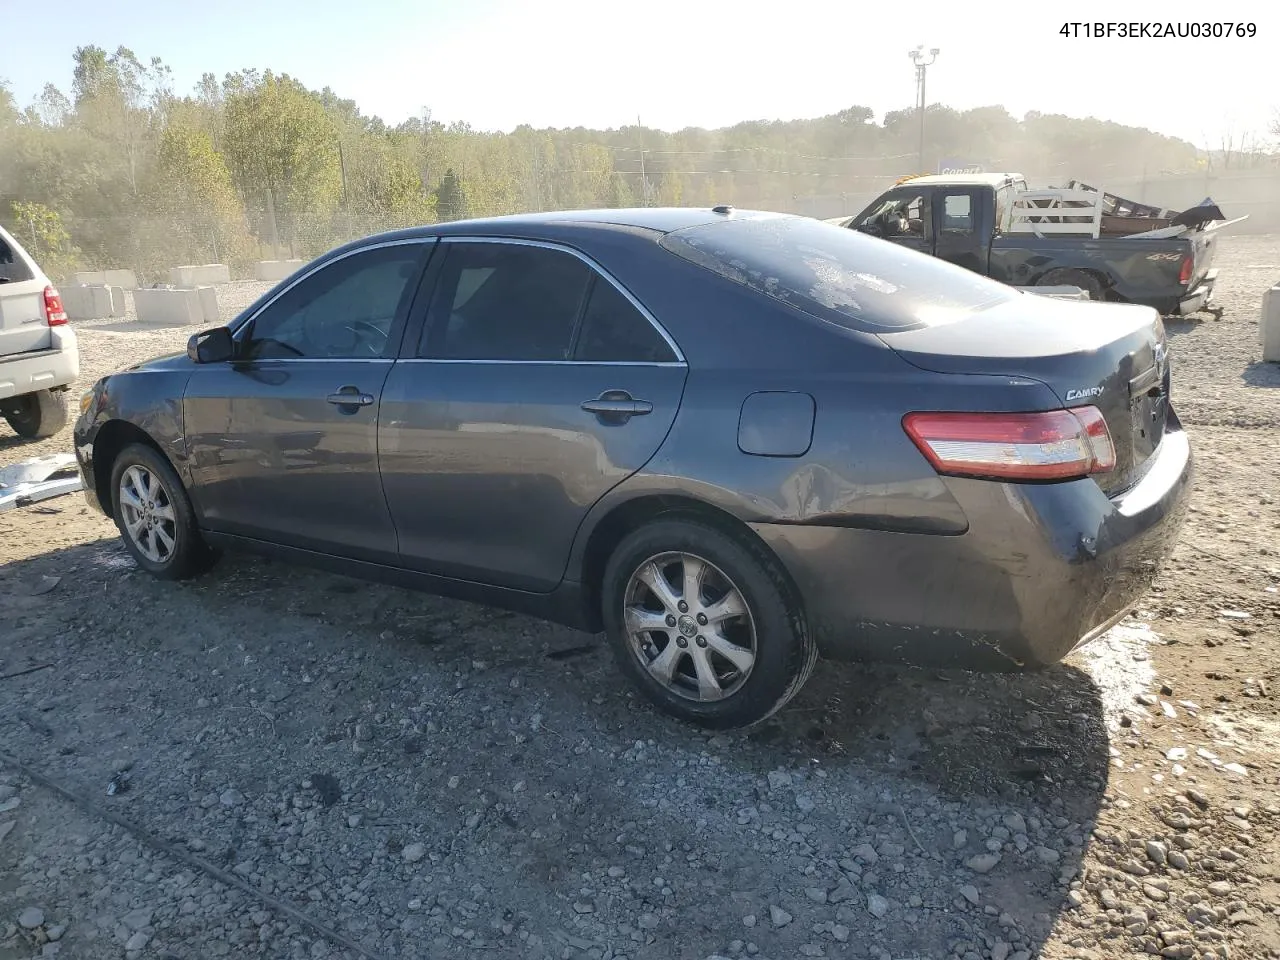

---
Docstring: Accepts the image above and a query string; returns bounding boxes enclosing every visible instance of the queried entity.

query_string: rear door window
[660,214,1017,331]
[574,277,677,363]
[419,242,594,361]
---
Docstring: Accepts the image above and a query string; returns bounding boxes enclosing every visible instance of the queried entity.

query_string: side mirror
[187,326,236,364]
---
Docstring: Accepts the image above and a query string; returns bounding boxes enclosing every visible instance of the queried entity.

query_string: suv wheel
[3,389,68,439]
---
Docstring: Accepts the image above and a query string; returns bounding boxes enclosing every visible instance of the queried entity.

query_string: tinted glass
[574,278,676,363]
[0,232,35,283]
[244,244,424,360]
[422,243,592,361]
[660,215,1017,331]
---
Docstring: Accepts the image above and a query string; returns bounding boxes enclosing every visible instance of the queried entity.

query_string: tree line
[0,45,1217,280]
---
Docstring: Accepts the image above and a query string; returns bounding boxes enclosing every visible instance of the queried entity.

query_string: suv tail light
[1178,255,1193,286]
[44,286,68,326]
[903,406,1116,482]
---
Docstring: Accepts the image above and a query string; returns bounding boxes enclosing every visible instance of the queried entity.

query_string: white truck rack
[1006,180,1246,240]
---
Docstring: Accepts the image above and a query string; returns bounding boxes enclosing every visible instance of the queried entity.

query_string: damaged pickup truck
[831,173,1246,316]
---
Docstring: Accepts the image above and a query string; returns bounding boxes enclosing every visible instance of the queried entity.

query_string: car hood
[118,350,191,374]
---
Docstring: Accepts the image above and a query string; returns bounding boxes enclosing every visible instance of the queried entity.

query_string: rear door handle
[326,386,375,407]
[581,391,653,423]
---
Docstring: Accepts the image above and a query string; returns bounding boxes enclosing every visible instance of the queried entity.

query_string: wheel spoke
[119,486,144,512]
[154,525,175,557]
[646,641,683,685]
[681,556,707,606]
[625,606,669,635]
[153,502,175,522]
[690,647,724,701]
[636,562,681,613]
[702,590,746,624]
[144,526,161,562]
[708,633,755,674]
[124,514,145,537]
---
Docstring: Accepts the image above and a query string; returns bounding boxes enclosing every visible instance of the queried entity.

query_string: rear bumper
[752,413,1193,670]
[0,327,79,400]
[1178,269,1218,315]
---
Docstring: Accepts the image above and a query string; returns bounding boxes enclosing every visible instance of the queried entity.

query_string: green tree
[433,168,469,221]
[223,72,342,224]
[8,201,80,279]
[601,171,634,208]
[145,123,252,270]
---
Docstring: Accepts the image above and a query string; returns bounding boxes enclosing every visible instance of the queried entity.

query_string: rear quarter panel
[560,248,1064,578]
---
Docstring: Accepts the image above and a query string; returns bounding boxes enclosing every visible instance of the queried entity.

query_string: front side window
[420,243,593,361]
[854,190,929,240]
[242,243,426,360]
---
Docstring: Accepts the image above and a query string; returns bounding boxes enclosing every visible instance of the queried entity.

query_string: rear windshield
[659,214,1017,331]
[0,230,36,284]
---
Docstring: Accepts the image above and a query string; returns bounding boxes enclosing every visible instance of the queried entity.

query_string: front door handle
[581,390,653,424]
[326,386,375,407]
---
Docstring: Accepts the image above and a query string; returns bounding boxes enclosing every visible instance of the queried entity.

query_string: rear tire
[109,442,218,581]
[3,389,69,439]
[1036,268,1105,302]
[601,516,816,729]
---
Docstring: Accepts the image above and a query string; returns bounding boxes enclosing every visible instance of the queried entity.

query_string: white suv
[0,223,80,439]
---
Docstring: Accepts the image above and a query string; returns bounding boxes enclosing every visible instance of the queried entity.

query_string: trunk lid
[877,293,1170,495]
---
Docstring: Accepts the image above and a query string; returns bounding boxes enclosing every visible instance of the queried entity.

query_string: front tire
[109,442,217,580]
[3,389,69,439]
[601,517,816,729]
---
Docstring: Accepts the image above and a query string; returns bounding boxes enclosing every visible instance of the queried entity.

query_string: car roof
[357,207,791,246]
[895,173,1025,187]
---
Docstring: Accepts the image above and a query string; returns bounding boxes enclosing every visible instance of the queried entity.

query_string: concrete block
[254,259,307,282]
[169,263,231,286]
[1263,280,1280,363]
[134,287,205,326]
[61,284,126,320]
[195,285,221,324]
[73,269,138,289]
[103,269,138,290]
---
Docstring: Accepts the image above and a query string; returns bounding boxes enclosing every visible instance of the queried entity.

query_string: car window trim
[228,237,437,362]
[409,235,686,366]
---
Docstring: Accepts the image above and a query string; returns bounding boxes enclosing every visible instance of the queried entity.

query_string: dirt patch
[2,247,1279,960]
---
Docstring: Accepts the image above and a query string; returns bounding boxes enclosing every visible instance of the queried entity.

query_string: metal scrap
[0,453,83,513]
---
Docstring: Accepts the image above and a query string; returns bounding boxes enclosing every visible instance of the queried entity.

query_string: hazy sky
[1,0,1273,148]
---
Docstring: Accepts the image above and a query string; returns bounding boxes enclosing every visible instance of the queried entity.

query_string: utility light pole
[909,45,940,173]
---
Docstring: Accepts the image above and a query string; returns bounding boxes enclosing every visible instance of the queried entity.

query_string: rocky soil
[1,239,1278,960]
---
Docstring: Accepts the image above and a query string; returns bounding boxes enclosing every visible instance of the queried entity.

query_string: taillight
[903,406,1116,482]
[1178,255,1193,286]
[44,286,68,326]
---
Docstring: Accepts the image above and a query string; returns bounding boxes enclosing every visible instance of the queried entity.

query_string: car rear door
[183,239,434,564]
[0,227,52,358]
[378,237,688,592]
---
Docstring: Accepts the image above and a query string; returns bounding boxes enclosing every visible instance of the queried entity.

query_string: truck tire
[1036,268,1105,302]
[3,389,69,439]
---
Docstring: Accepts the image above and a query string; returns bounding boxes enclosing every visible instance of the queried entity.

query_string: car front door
[378,237,688,592]
[183,239,434,564]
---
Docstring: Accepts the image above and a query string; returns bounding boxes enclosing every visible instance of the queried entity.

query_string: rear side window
[575,277,677,363]
[659,215,1017,331]
[0,232,36,284]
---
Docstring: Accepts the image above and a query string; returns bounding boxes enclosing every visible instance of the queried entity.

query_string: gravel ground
[2,241,1279,960]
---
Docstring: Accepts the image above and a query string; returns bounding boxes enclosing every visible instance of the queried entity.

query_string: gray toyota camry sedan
[73,207,1192,728]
